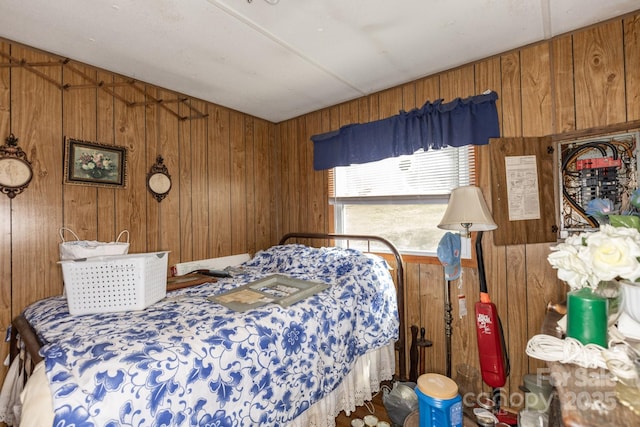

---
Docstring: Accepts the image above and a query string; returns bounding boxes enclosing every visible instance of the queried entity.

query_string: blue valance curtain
[311,91,500,170]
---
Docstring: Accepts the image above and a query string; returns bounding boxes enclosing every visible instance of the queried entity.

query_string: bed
[9,232,406,427]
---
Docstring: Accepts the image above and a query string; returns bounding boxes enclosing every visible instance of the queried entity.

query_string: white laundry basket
[60,251,169,315]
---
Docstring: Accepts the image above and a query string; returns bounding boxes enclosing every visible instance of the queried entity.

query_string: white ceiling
[1,1,639,123]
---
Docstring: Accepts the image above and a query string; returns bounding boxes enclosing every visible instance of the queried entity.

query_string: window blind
[333,146,475,200]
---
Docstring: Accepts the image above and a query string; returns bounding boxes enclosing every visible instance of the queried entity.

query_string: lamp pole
[444,278,453,378]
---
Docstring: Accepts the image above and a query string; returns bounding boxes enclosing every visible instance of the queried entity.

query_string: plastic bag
[382,381,419,426]
[59,227,129,260]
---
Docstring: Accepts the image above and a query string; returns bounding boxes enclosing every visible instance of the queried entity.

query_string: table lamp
[437,185,497,238]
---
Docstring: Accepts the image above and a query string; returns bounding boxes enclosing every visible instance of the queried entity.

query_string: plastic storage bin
[415,373,462,427]
[60,251,169,315]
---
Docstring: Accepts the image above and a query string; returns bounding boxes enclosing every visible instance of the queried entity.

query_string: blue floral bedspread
[23,244,399,427]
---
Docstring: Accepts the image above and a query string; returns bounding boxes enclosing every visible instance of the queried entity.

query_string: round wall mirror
[0,134,33,199]
[147,155,172,202]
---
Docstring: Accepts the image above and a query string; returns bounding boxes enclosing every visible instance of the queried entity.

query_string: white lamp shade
[438,185,497,232]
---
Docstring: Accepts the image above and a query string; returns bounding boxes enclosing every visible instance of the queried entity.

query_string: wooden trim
[550,119,640,142]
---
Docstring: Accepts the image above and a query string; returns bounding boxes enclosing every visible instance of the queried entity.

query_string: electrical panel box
[557,131,639,237]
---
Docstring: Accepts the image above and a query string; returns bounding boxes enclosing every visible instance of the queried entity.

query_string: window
[331,146,475,255]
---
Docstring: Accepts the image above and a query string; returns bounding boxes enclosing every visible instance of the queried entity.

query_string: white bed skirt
[19,343,395,427]
[288,342,396,427]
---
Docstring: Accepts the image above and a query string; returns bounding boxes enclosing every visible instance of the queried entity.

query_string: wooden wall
[0,42,277,385]
[275,11,640,404]
[1,9,639,410]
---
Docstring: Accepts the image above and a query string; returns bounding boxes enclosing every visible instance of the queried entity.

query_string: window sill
[377,252,476,268]
[374,231,480,268]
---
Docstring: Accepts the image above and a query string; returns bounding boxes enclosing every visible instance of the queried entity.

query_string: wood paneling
[295,116,309,244]
[625,15,640,121]
[0,42,276,388]
[573,20,626,129]
[0,42,11,381]
[12,47,63,306]
[551,35,577,133]
[521,43,552,137]
[178,99,194,263]
[255,118,276,250]
[1,10,640,413]
[305,111,327,235]
[275,10,640,410]
[191,99,209,261]
[208,105,232,257]
[230,112,248,255]
[96,71,117,245]
[116,81,147,254]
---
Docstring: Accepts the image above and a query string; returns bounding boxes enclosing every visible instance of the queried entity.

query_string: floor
[335,391,394,427]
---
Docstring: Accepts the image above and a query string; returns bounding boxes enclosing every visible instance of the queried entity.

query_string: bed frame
[10,232,407,382]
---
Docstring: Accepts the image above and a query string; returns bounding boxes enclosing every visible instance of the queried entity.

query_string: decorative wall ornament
[0,134,33,199]
[64,137,127,188]
[147,155,172,202]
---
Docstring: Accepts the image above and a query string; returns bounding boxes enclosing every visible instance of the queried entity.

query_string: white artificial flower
[582,225,640,283]
[548,224,640,290]
[548,242,592,290]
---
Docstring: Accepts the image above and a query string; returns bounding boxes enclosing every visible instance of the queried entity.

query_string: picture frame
[209,274,328,312]
[64,137,127,188]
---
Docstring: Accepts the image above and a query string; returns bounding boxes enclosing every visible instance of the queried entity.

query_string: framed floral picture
[64,138,127,188]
